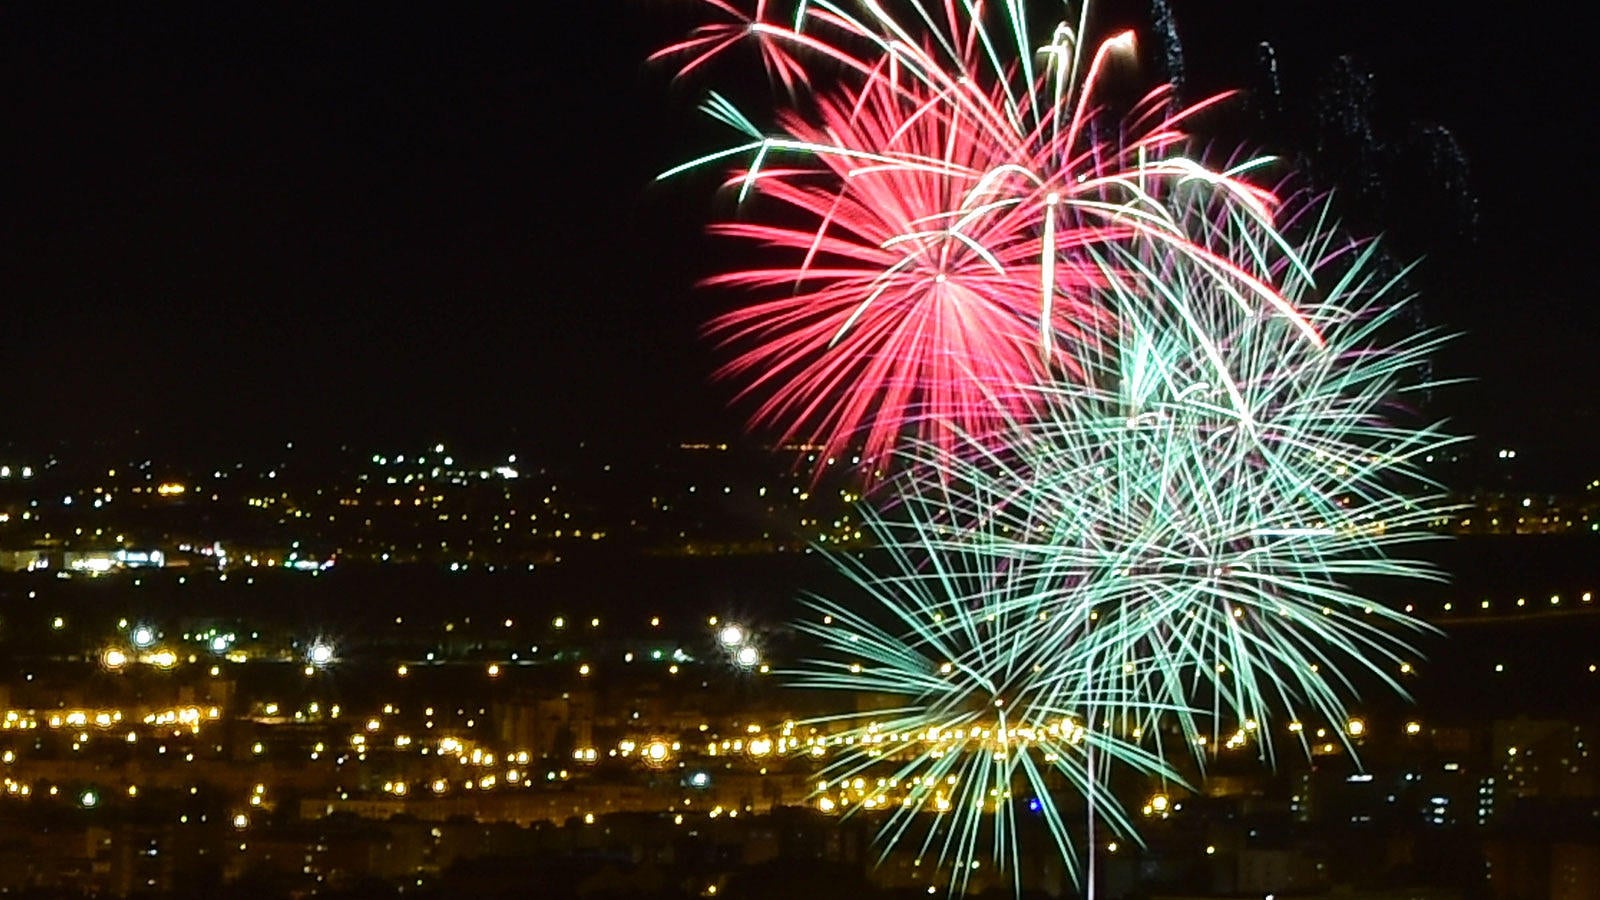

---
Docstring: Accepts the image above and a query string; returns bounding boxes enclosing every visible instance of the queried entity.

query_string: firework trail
[1315,55,1383,201]
[654,0,1315,476]
[1253,41,1283,122]
[1403,123,1480,242]
[1148,0,1185,91]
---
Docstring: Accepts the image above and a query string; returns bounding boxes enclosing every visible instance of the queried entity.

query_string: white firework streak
[791,197,1461,893]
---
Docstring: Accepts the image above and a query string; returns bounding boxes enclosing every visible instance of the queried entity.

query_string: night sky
[2,2,1594,482]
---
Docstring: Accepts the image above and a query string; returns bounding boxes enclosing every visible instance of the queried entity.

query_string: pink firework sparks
[647,0,814,95]
[655,1,1313,479]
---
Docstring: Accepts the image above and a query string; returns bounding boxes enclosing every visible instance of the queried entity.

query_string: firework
[918,198,1459,765]
[793,492,1183,895]
[797,196,1458,891]
[655,0,1316,474]
[653,3,1459,893]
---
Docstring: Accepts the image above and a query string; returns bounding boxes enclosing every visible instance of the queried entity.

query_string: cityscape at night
[1,1,1596,899]
[0,439,1595,898]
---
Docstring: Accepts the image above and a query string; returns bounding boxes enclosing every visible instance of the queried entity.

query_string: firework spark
[797,197,1458,892]
[794,493,1183,895]
[655,0,1314,475]
[912,197,1459,760]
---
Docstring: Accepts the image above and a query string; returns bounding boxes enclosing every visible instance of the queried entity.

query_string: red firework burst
[655,0,1305,479]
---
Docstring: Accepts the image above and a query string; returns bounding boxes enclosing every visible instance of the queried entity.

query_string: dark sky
[1,2,1593,482]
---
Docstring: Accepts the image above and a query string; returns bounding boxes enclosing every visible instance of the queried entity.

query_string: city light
[0,311,1576,896]
[308,642,335,667]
